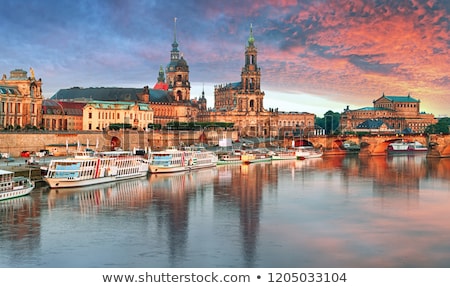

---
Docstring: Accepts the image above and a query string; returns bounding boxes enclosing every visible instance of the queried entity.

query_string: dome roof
[177,57,188,68]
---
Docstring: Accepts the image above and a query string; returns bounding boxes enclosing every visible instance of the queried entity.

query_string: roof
[42,100,86,115]
[0,85,20,95]
[356,107,392,111]
[382,95,419,103]
[0,169,13,175]
[216,82,241,90]
[153,82,169,90]
[51,87,173,104]
[85,100,152,111]
[356,119,392,129]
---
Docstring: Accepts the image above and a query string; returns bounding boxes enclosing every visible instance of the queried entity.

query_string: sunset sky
[1,0,449,117]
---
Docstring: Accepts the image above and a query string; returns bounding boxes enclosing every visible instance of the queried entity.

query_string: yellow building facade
[82,100,153,131]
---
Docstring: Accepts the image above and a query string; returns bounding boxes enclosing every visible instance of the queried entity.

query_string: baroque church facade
[198,25,315,138]
[45,20,204,130]
[44,23,315,138]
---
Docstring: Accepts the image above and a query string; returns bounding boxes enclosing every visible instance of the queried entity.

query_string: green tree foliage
[424,117,450,134]
[315,110,341,135]
[109,123,132,130]
[165,121,234,130]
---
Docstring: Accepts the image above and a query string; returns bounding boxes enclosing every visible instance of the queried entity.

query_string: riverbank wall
[0,130,239,157]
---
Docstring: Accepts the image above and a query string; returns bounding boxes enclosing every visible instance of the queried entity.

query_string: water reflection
[1,154,450,267]
[148,169,217,267]
[214,163,273,267]
[47,179,152,213]
[0,195,40,265]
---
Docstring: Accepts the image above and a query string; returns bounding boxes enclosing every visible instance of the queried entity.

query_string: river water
[1,154,450,268]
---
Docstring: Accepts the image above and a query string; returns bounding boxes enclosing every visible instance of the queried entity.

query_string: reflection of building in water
[47,179,151,214]
[0,195,41,261]
[149,168,217,266]
[357,155,428,202]
[214,163,276,267]
[425,158,450,181]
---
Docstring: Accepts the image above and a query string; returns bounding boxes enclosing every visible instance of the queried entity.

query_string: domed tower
[153,65,169,90]
[165,18,190,102]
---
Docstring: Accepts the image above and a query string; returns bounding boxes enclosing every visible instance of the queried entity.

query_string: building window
[88,112,92,119]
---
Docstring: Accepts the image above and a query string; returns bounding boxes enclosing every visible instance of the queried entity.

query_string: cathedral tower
[237,24,265,112]
[165,18,190,102]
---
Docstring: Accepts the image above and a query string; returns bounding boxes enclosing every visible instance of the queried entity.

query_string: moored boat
[295,146,323,160]
[43,150,148,188]
[387,140,428,154]
[271,149,297,160]
[241,150,272,164]
[217,153,242,165]
[0,170,34,201]
[148,147,218,173]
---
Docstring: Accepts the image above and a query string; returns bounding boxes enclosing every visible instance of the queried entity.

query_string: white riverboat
[43,150,149,188]
[387,140,428,154]
[0,170,34,201]
[148,147,218,173]
[271,149,297,160]
[295,146,323,160]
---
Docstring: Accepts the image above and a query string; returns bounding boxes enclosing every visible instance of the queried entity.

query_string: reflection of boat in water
[43,150,149,188]
[47,178,151,211]
[0,195,33,225]
[0,170,34,201]
[0,195,32,211]
[149,167,217,194]
[148,147,218,173]
[387,141,428,155]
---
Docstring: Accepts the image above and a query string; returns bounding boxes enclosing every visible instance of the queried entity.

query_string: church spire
[170,17,179,61]
[248,23,255,46]
[173,17,178,46]
[157,65,165,82]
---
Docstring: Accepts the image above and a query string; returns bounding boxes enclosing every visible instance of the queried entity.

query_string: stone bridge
[294,133,450,157]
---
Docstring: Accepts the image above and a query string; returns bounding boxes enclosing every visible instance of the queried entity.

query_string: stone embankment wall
[0,130,238,157]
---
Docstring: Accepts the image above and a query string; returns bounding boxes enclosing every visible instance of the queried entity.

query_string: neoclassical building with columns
[340,93,437,134]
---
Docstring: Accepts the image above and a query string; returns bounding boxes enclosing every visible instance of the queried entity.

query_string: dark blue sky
[1,0,449,116]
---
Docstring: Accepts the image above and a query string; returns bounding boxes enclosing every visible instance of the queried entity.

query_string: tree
[315,110,340,135]
[424,117,450,134]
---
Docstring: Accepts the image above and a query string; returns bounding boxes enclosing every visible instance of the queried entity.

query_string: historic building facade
[42,99,154,131]
[49,20,201,129]
[0,68,43,129]
[198,25,315,138]
[82,100,153,131]
[340,94,437,133]
[41,100,84,130]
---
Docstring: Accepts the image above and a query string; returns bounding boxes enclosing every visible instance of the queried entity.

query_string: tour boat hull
[44,172,147,188]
